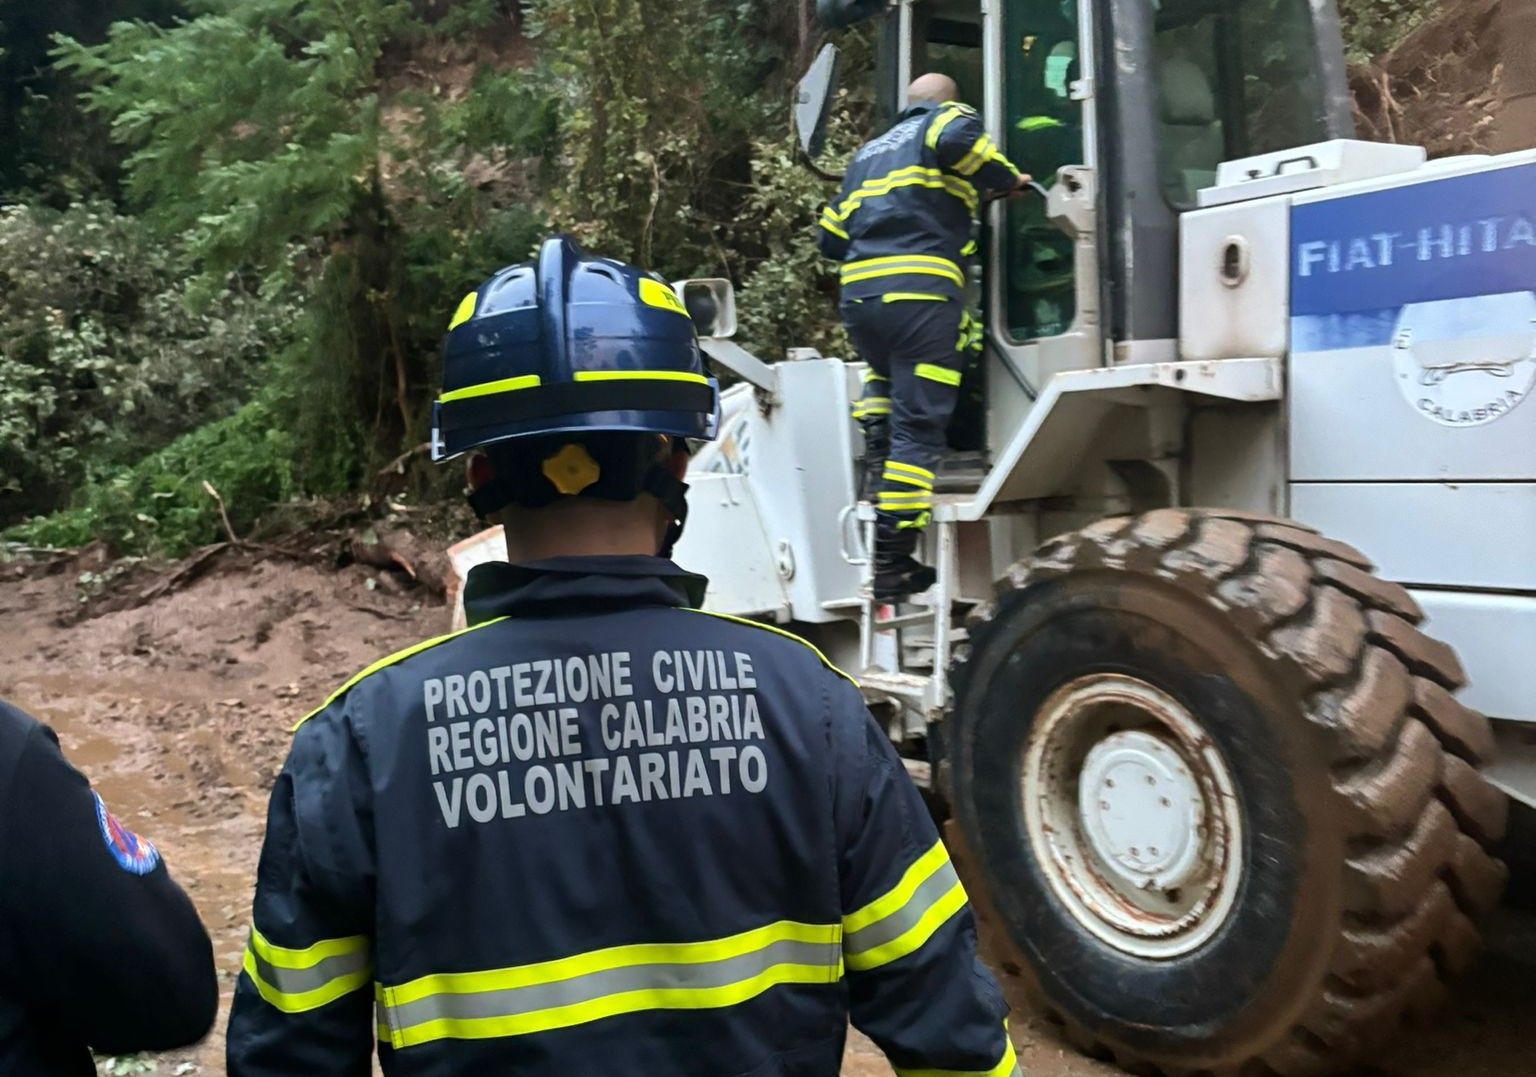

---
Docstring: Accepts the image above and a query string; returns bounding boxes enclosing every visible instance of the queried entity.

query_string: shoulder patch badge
[92,792,160,875]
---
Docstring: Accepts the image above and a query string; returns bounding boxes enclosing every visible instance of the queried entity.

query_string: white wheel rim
[1021,673,1245,959]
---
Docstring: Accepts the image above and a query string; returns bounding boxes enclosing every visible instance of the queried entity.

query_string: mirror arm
[799,148,846,183]
[701,339,780,402]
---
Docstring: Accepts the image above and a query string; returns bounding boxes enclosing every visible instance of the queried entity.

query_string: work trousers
[844,296,982,532]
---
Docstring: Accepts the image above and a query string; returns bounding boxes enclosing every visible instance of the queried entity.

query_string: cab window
[1002,0,1082,341]
[1152,0,1329,207]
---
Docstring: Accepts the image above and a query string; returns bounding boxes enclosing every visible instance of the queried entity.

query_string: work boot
[872,526,936,601]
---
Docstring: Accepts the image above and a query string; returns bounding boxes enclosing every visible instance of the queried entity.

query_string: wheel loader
[656,0,1536,1072]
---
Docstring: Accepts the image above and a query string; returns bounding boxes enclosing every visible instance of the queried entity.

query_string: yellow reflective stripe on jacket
[895,1040,1021,1077]
[438,375,541,405]
[862,370,889,384]
[243,928,371,1014]
[819,210,849,240]
[884,460,935,482]
[836,166,979,219]
[377,920,843,1049]
[687,610,859,687]
[896,513,932,530]
[960,239,978,257]
[843,839,967,971]
[852,397,892,418]
[924,104,968,149]
[882,292,949,303]
[953,134,995,176]
[841,255,964,289]
[295,617,511,730]
[915,363,963,387]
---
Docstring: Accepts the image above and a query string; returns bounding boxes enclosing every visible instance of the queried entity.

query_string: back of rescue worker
[818,74,1027,601]
[226,238,1016,1077]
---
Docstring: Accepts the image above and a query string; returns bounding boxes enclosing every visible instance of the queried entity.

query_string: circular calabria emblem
[93,792,160,875]
[1391,291,1536,427]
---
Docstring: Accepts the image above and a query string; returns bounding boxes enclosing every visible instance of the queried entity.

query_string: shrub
[0,202,294,524]
[6,393,297,557]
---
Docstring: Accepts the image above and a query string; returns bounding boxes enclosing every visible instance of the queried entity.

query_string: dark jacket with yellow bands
[226,557,1016,1077]
[818,102,1022,301]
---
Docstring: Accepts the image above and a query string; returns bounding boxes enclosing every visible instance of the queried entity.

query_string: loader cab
[809,0,1352,441]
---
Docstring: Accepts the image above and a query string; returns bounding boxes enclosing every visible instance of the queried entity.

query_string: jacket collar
[463,555,709,624]
[900,101,940,121]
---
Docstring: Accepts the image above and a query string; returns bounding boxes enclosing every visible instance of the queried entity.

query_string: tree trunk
[1491,0,1536,152]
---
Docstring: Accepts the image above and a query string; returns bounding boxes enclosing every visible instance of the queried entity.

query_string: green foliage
[733,135,849,361]
[6,392,297,557]
[525,0,782,270]
[1337,0,1432,63]
[0,202,295,524]
[0,0,183,200]
[16,0,881,553]
[57,0,550,477]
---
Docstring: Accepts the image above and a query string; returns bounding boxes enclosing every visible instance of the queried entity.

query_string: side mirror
[672,279,737,340]
[794,43,841,161]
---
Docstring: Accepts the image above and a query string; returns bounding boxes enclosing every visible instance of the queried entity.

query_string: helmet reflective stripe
[447,292,478,331]
[438,374,541,404]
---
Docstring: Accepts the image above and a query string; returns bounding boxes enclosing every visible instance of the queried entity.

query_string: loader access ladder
[850,492,977,731]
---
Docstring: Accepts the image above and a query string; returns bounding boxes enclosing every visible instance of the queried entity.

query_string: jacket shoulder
[0,699,38,756]
[678,609,858,688]
[293,616,510,731]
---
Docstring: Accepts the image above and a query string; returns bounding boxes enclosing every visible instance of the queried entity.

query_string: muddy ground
[2,555,1534,1076]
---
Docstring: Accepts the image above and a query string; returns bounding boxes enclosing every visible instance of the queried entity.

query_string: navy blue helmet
[432,236,719,462]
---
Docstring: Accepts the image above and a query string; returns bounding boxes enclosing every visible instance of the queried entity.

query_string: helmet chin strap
[642,465,690,558]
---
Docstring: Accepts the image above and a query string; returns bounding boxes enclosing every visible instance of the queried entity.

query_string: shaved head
[907,72,960,105]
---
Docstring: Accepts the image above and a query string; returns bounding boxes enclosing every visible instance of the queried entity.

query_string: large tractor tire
[945,509,1507,1076]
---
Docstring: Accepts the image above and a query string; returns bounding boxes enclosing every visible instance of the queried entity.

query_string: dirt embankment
[1350,0,1504,157]
[2,552,1535,1075]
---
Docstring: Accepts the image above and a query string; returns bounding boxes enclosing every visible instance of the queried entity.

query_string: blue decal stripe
[1290,161,1536,318]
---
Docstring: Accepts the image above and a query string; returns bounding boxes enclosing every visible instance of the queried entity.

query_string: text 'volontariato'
[421,649,766,829]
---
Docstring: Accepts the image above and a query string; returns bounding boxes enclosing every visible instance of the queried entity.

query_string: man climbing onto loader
[818,73,1030,600]
[227,236,1018,1076]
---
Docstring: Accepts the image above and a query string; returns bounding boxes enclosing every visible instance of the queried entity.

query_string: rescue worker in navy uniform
[0,698,217,1074]
[226,237,1017,1076]
[819,74,1028,600]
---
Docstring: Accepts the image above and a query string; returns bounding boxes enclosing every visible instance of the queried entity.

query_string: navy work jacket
[226,555,1014,1077]
[0,701,216,1075]
[818,102,1022,301]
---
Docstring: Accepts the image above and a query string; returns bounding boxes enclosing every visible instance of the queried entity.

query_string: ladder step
[857,670,931,703]
[872,610,938,631]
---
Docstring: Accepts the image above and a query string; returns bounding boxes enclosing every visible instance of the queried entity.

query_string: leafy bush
[1338,0,1433,62]
[732,135,849,361]
[0,202,295,525]
[6,392,297,557]
[58,1,551,474]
